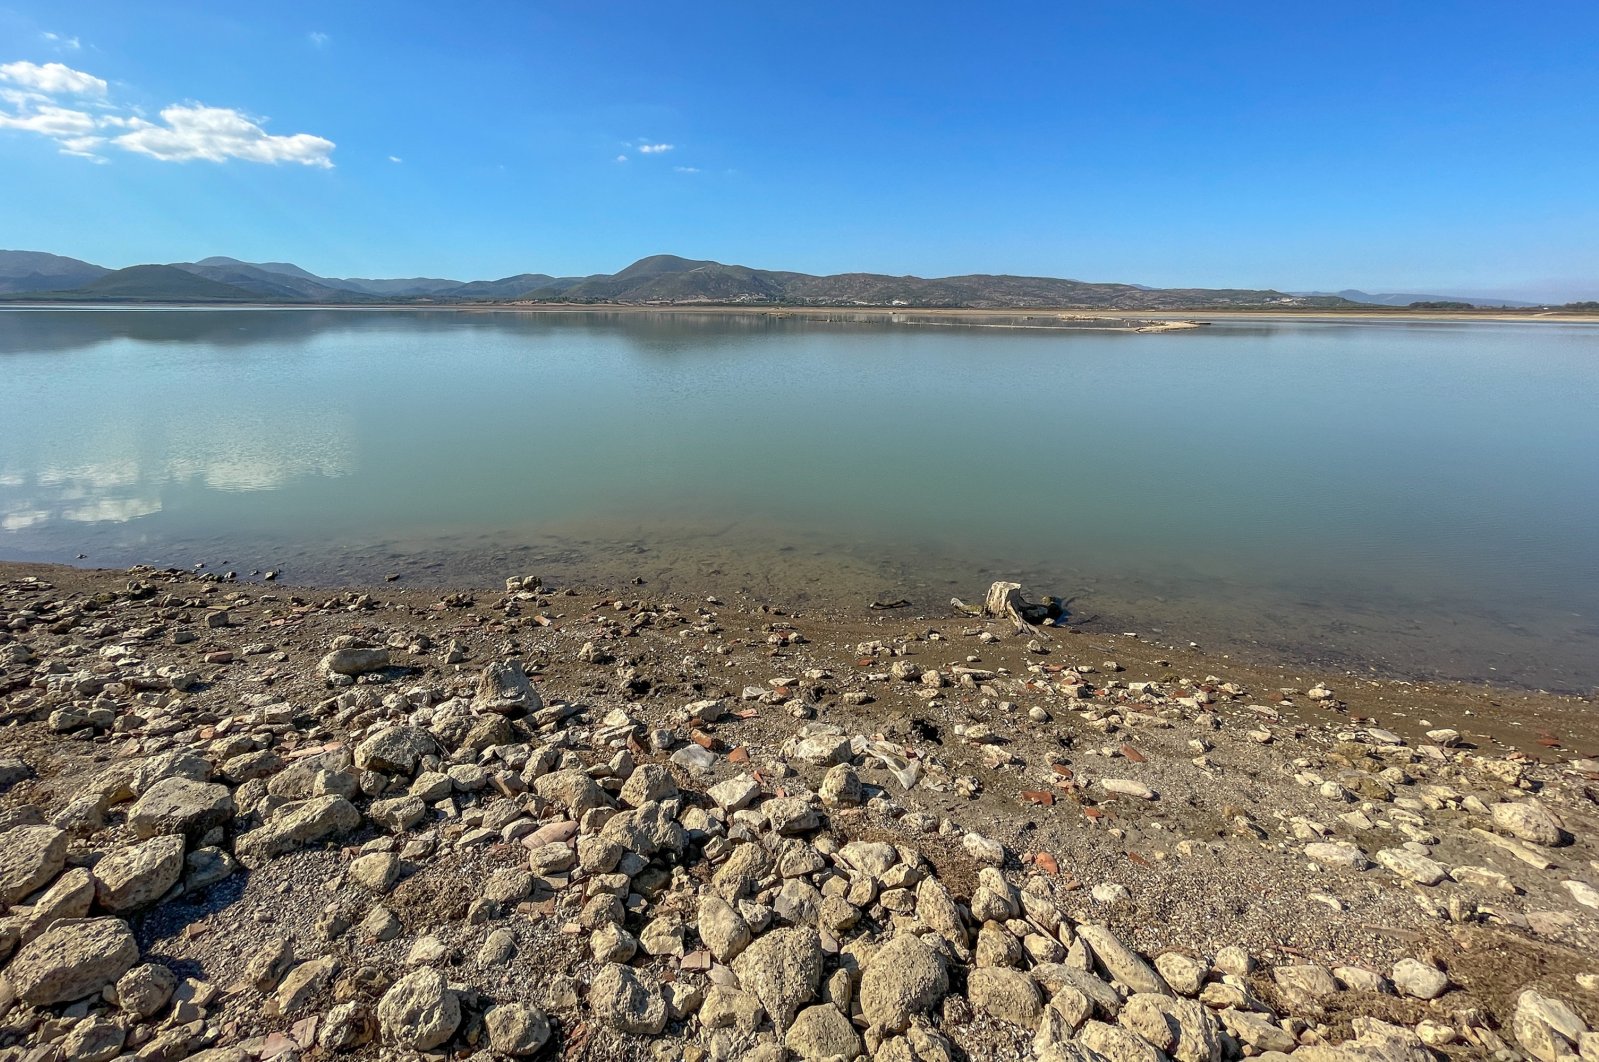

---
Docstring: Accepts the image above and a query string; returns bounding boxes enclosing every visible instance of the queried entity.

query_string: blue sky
[2,1,1596,299]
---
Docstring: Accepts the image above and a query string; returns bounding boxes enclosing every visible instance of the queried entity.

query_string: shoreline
[0,559,1595,1060]
[4,301,1599,326]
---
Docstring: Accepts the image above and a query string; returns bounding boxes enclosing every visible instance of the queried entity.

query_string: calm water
[2,308,1596,690]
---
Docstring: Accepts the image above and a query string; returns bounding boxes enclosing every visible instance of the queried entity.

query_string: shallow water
[2,308,1596,689]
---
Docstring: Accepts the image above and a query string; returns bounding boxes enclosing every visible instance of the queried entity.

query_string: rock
[321,647,390,676]
[1564,879,1599,909]
[1272,964,1338,1007]
[353,725,437,774]
[840,840,899,879]
[276,955,339,1013]
[786,1003,865,1060]
[1391,958,1450,1000]
[117,962,177,1019]
[485,1002,552,1056]
[732,925,824,1030]
[1078,1019,1166,1062]
[788,732,852,767]
[377,968,461,1050]
[349,852,401,892]
[1121,993,1222,1062]
[698,893,753,963]
[93,834,184,912]
[319,1001,372,1052]
[819,763,863,807]
[473,660,542,715]
[967,966,1043,1027]
[963,831,1006,865]
[1512,989,1587,1062]
[620,764,677,807]
[1154,953,1209,997]
[765,797,821,835]
[61,1014,126,1062]
[1103,778,1156,800]
[589,963,668,1035]
[1492,800,1566,847]
[1078,924,1169,996]
[9,916,139,1005]
[708,775,762,811]
[1305,841,1368,869]
[235,795,361,867]
[128,777,235,840]
[0,824,68,903]
[18,865,95,940]
[1376,848,1447,886]
[244,935,295,991]
[370,795,427,832]
[859,933,949,1031]
[533,769,611,818]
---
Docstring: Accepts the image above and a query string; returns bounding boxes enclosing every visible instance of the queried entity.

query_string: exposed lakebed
[1,308,1596,689]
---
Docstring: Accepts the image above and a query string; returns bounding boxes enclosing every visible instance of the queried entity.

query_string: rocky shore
[0,562,1594,1062]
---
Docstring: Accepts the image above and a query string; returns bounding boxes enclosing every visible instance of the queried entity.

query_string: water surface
[2,308,1596,690]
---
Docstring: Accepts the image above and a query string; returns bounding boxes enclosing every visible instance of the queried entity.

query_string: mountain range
[0,249,1563,310]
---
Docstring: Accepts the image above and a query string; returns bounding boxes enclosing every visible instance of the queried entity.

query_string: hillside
[9,248,1572,309]
[59,265,258,302]
[0,250,112,294]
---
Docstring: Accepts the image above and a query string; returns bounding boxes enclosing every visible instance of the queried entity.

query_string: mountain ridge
[0,249,1581,309]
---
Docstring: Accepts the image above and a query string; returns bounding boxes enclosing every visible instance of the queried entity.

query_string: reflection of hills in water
[0,408,355,531]
[0,306,1256,358]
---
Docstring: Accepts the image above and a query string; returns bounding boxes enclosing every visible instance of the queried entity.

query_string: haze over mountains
[0,250,1560,310]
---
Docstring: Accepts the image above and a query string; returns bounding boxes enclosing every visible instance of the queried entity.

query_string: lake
[2,308,1596,690]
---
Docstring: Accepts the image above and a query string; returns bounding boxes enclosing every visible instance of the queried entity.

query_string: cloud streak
[0,59,335,167]
[636,142,673,154]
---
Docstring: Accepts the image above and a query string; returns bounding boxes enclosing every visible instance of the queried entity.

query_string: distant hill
[0,250,111,293]
[75,265,259,301]
[9,248,1570,310]
[1300,289,1542,309]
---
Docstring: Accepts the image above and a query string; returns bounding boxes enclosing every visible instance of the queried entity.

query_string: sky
[2,1,1597,300]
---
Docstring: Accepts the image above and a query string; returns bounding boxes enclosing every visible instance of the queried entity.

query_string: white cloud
[388,154,403,163]
[673,165,700,174]
[0,103,97,137]
[309,31,331,48]
[40,32,83,51]
[0,57,335,167]
[0,60,106,97]
[637,142,673,154]
[114,105,334,167]
[615,153,629,163]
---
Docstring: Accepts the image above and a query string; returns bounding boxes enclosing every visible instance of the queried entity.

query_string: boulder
[485,1002,552,1056]
[235,796,360,867]
[377,968,460,1050]
[473,660,542,716]
[0,824,68,903]
[589,963,667,1035]
[9,916,139,1005]
[93,834,185,912]
[128,777,235,840]
[859,933,949,1031]
[732,926,824,1030]
[786,1003,865,1060]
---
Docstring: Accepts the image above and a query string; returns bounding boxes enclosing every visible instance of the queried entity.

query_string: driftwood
[950,580,1054,639]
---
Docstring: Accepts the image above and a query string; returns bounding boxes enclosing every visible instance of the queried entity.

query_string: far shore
[3,301,1598,326]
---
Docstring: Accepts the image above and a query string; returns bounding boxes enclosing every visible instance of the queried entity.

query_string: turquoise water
[2,308,1596,689]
